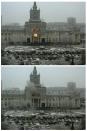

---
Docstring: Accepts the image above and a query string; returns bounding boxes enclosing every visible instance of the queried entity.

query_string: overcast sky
[1,2,85,25]
[1,66,85,90]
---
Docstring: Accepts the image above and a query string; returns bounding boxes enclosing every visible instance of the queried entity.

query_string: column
[32,99,34,107]
[39,99,40,107]
[38,98,39,107]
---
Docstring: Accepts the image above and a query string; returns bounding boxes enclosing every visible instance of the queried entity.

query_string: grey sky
[1,66,85,90]
[1,2,85,25]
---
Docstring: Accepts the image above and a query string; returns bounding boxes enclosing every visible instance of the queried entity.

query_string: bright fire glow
[34,33,38,37]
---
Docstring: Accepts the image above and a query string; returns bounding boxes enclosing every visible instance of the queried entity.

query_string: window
[5,102,7,106]
[5,37,7,41]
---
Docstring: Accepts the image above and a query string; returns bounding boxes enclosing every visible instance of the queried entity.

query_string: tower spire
[30,66,40,86]
[33,66,37,75]
[33,2,37,10]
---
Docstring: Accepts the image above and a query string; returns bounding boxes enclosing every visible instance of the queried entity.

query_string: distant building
[1,2,85,46]
[2,66,84,110]
[67,82,76,90]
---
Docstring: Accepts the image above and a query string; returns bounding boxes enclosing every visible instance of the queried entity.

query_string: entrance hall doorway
[41,103,45,108]
[27,37,30,43]
[32,98,40,108]
[42,38,45,43]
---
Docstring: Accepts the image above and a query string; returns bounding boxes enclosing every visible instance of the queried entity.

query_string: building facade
[1,2,85,46]
[2,67,81,110]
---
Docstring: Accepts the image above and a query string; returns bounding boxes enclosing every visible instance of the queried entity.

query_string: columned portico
[32,97,41,108]
[32,28,41,43]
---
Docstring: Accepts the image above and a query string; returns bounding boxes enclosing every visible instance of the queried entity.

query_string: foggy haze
[1,66,85,90]
[1,2,85,25]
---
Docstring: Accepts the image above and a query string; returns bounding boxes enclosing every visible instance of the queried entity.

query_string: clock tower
[30,2,40,22]
[25,2,46,44]
[30,66,40,86]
